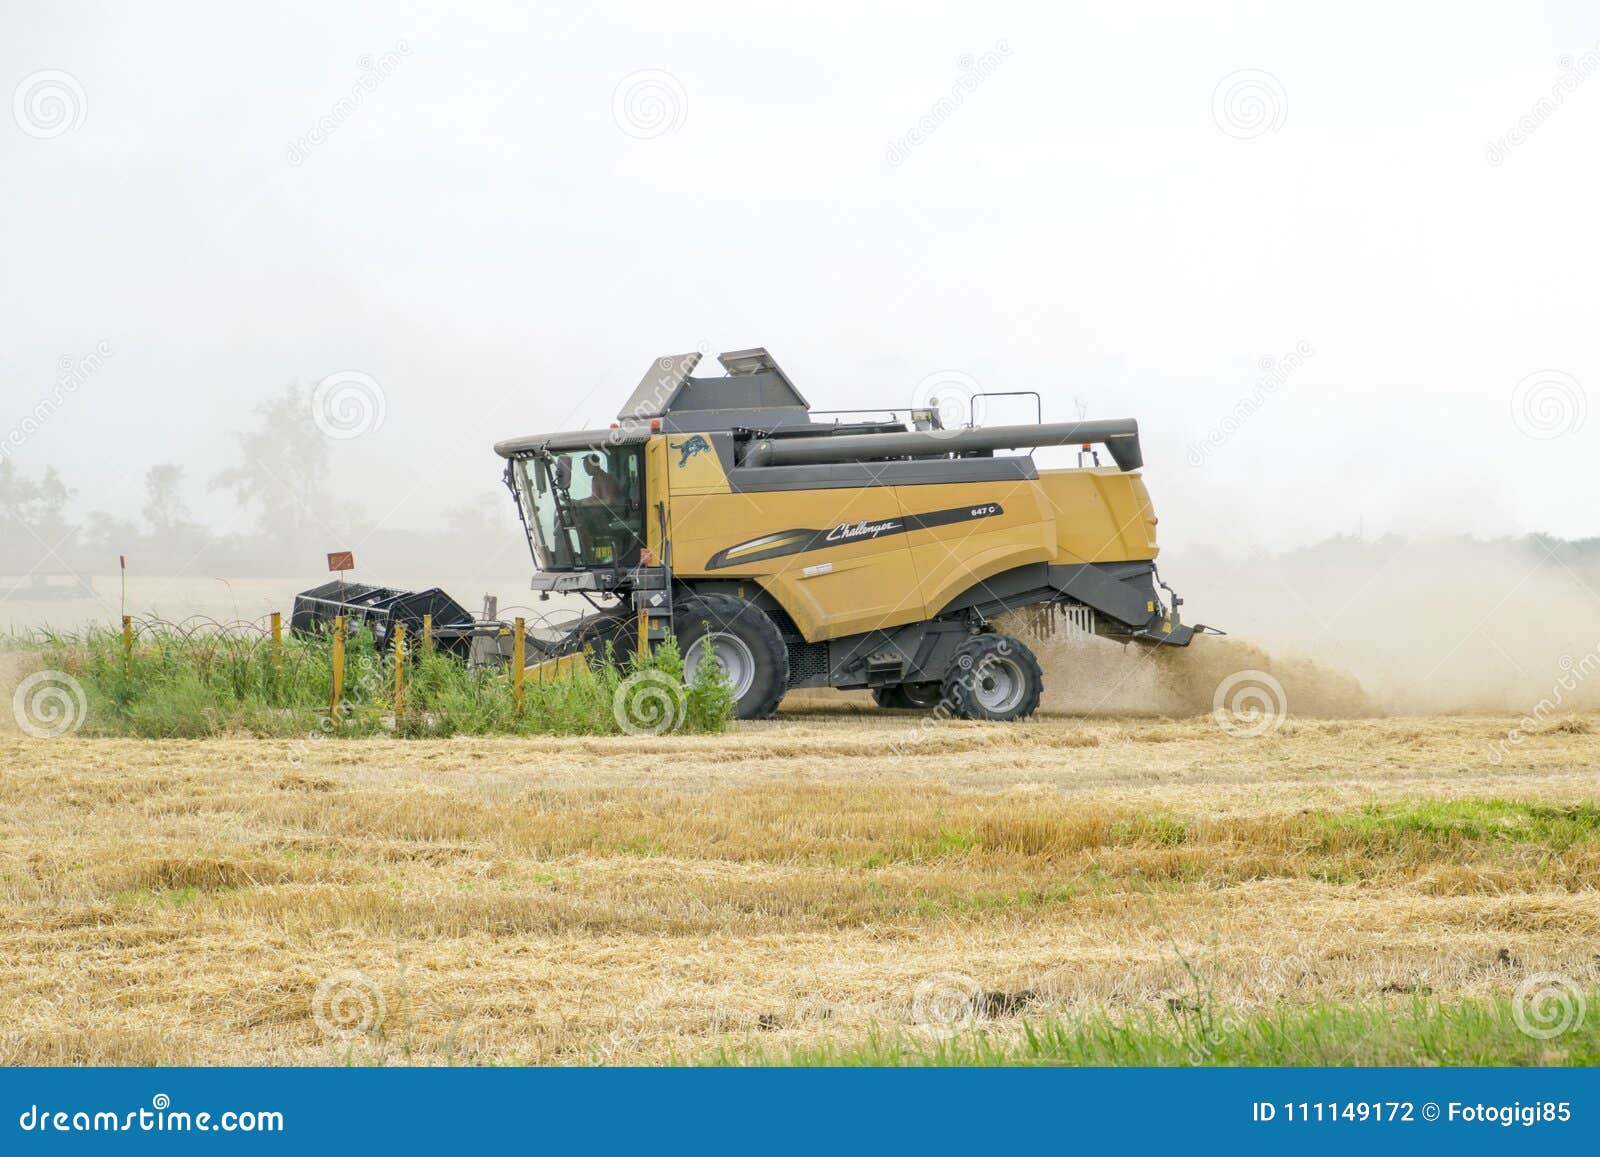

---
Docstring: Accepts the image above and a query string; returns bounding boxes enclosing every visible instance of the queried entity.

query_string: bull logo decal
[673,435,711,468]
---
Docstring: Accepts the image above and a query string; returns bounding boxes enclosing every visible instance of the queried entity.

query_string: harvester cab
[495,347,1215,721]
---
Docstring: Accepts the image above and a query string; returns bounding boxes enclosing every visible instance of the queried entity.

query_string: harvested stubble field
[2,703,1598,1065]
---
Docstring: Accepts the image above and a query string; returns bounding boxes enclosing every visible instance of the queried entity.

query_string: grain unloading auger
[494,347,1218,721]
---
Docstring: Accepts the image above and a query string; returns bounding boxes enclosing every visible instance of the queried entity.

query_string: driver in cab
[571,453,623,562]
[580,454,619,505]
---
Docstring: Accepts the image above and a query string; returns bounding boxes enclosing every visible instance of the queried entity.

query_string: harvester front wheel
[942,633,1042,721]
[572,612,636,660]
[676,594,789,720]
[871,683,944,710]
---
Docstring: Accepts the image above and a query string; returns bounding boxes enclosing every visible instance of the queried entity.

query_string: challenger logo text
[826,518,902,542]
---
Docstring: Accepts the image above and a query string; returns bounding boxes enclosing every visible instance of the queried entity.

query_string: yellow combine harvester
[496,348,1213,720]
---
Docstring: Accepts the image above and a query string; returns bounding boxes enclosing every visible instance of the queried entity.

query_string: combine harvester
[295,347,1213,720]
[493,347,1215,720]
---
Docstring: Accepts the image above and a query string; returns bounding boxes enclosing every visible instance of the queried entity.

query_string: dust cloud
[1021,535,1600,719]
[1019,630,1374,719]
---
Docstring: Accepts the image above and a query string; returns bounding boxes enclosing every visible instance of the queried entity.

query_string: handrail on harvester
[738,418,1143,472]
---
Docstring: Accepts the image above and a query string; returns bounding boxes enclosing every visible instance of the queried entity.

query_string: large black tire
[571,611,637,661]
[871,683,944,710]
[941,633,1042,721]
[675,594,789,720]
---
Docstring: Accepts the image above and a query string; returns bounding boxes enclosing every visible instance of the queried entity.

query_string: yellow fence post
[270,611,283,671]
[422,613,433,653]
[393,622,406,729]
[513,617,526,712]
[121,614,133,661]
[330,615,346,730]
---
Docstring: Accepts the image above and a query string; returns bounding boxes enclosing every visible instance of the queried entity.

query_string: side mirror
[553,457,573,490]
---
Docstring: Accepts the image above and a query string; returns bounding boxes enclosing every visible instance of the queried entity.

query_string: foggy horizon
[6,1,1599,565]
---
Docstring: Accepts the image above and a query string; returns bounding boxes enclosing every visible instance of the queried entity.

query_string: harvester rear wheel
[871,683,944,710]
[942,633,1042,721]
[676,594,789,720]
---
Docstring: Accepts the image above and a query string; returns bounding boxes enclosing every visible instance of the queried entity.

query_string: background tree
[0,462,77,571]
[141,464,191,535]
[212,385,333,543]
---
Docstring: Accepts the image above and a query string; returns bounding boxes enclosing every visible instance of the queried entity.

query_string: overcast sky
[4,0,1598,556]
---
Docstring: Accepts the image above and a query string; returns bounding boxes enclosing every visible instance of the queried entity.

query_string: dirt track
[2,704,1596,1064]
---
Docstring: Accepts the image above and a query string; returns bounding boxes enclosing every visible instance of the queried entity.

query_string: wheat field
[2,702,1597,1065]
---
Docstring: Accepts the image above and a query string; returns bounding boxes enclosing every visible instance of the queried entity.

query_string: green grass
[1316,800,1600,852]
[111,886,200,907]
[26,622,731,739]
[715,992,1600,1066]
[1110,814,1190,846]
[831,799,1599,879]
